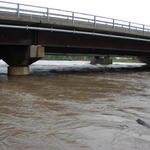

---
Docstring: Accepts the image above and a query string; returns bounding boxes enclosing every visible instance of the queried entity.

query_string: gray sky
[3,0,150,25]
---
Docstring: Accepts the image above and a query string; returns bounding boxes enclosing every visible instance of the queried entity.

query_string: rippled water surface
[0,60,150,150]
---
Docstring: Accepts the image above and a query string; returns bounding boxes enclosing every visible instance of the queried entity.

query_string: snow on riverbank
[32,60,145,67]
[0,59,146,68]
[0,60,8,66]
[0,59,147,74]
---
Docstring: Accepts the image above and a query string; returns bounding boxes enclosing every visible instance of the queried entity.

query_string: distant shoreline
[0,58,142,67]
[43,56,140,63]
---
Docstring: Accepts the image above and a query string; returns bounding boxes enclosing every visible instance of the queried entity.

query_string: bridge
[0,0,150,75]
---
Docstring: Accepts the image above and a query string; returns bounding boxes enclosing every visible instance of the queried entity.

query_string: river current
[0,60,150,150]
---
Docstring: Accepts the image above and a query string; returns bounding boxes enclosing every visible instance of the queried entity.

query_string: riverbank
[0,59,146,75]
[44,56,140,63]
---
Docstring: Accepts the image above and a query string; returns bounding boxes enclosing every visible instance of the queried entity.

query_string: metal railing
[0,0,150,33]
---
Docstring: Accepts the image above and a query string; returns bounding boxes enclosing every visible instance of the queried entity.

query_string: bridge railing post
[47,8,49,20]
[17,3,20,17]
[94,16,96,27]
[143,25,145,33]
[112,19,115,28]
[129,22,131,31]
[72,12,75,24]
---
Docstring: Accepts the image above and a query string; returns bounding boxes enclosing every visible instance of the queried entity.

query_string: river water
[0,60,150,150]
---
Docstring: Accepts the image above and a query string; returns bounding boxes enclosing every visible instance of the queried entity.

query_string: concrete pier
[138,56,150,65]
[90,56,112,65]
[2,45,45,75]
[8,66,29,75]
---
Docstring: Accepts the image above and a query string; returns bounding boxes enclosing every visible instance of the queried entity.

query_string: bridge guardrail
[0,0,150,33]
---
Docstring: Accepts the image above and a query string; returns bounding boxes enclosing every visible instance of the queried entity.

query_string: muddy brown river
[0,60,150,150]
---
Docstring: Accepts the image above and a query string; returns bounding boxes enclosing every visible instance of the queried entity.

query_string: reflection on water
[0,60,150,150]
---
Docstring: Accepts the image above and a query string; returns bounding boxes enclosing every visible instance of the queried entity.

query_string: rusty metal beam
[0,27,150,56]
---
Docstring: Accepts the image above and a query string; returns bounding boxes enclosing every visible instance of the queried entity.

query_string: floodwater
[0,60,150,150]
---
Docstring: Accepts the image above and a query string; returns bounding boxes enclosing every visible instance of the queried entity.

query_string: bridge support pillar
[2,45,45,75]
[138,56,150,65]
[90,56,112,65]
[8,66,29,75]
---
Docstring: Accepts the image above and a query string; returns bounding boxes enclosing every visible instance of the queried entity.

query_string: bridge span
[0,1,150,75]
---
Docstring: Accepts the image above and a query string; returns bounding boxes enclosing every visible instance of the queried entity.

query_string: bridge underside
[44,47,150,56]
[0,28,150,54]
[1,27,150,75]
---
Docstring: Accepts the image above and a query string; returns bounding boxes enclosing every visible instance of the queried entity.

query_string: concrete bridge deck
[0,0,150,38]
[0,1,150,75]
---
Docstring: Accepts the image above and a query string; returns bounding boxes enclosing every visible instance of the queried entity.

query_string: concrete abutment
[1,45,45,75]
[90,56,112,65]
[138,56,150,65]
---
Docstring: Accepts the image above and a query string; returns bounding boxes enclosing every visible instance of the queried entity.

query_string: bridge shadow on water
[47,65,150,73]
[1,63,150,77]
[30,64,150,76]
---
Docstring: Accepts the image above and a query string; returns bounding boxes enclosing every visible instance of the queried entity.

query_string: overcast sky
[3,0,150,25]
